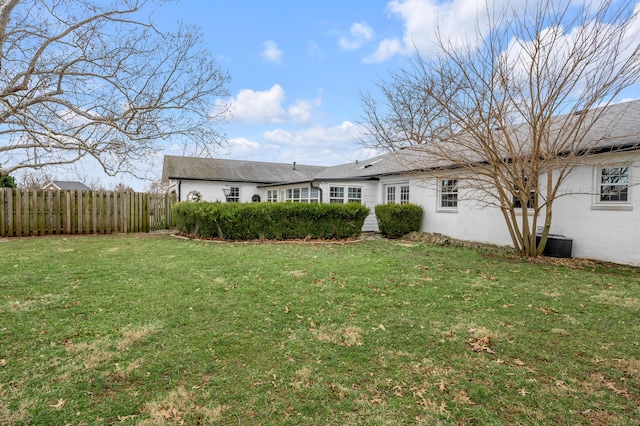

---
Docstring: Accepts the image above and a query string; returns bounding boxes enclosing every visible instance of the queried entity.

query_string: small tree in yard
[1,172,16,187]
[360,0,640,257]
[0,0,231,178]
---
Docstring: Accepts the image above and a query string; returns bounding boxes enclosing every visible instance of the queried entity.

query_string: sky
[155,1,416,169]
[53,0,640,190]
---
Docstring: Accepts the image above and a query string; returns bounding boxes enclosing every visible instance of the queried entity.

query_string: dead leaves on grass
[310,323,363,347]
[468,336,496,354]
[140,386,229,425]
[49,399,65,410]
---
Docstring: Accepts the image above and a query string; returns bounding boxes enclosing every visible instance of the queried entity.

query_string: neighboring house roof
[43,180,91,190]
[162,155,328,184]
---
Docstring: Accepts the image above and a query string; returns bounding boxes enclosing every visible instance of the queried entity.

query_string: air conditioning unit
[536,234,573,258]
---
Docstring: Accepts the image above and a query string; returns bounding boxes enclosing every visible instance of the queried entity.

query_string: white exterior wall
[405,152,640,266]
[408,174,515,246]
[168,179,263,203]
[545,153,639,265]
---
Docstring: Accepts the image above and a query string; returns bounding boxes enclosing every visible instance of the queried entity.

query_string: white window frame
[329,186,362,204]
[283,186,320,203]
[592,165,632,210]
[348,187,362,204]
[384,183,409,204]
[400,185,410,204]
[437,179,458,212]
[227,186,240,203]
[329,186,345,203]
[267,190,278,202]
[386,186,396,204]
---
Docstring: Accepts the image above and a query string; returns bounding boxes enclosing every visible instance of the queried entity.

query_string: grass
[1,233,639,425]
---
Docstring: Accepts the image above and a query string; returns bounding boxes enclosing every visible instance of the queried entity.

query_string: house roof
[162,155,328,184]
[573,100,640,152]
[368,99,640,174]
[44,180,91,190]
[162,100,640,186]
[311,150,424,180]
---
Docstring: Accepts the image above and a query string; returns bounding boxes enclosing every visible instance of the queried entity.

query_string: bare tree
[0,0,231,177]
[146,178,164,194]
[360,0,640,257]
[113,182,133,192]
[16,169,53,189]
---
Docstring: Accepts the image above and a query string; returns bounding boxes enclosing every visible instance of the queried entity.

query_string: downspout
[310,180,323,203]
[178,179,182,202]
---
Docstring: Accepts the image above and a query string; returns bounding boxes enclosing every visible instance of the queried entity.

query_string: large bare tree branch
[0,0,231,177]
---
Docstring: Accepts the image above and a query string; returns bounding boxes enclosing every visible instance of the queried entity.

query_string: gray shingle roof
[162,156,328,184]
[162,100,640,185]
[45,181,91,190]
[311,151,418,180]
[573,100,640,151]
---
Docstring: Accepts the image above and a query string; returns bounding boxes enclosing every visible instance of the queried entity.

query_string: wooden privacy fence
[0,189,175,237]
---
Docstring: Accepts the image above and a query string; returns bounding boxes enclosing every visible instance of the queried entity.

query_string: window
[384,183,409,204]
[284,186,319,203]
[267,190,278,202]
[440,179,458,209]
[227,186,240,202]
[329,186,345,203]
[400,185,410,204]
[348,187,362,204]
[599,166,629,202]
[330,186,362,204]
[512,177,535,209]
[310,187,319,203]
[386,186,396,204]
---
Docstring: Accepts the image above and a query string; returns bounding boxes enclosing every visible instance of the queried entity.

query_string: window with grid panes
[599,166,629,202]
[227,186,239,202]
[329,186,344,203]
[400,185,410,204]
[348,187,362,204]
[440,179,458,208]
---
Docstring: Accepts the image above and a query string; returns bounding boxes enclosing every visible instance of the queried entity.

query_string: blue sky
[69,0,639,190]
[154,0,411,169]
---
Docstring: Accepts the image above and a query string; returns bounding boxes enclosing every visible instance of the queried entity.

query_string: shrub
[375,203,423,238]
[172,201,370,240]
[0,173,16,188]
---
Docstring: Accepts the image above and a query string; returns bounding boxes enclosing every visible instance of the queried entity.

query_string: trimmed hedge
[374,203,423,238]
[173,201,371,240]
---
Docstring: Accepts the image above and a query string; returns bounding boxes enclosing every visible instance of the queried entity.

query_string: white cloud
[363,38,403,63]
[366,0,513,63]
[339,22,375,51]
[261,40,283,64]
[229,137,261,154]
[500,4,640,101]
[225,85,321,124]
[264,121,362,147]
[227,85,286,123]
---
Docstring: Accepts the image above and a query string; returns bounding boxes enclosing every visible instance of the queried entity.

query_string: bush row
[375,203,423,238]
[173,201,371,240]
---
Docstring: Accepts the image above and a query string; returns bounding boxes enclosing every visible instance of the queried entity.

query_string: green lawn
[1,233,638,425]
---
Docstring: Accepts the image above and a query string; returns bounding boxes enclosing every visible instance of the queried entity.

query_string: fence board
[0,189,4,236]
[0,188,174,237]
